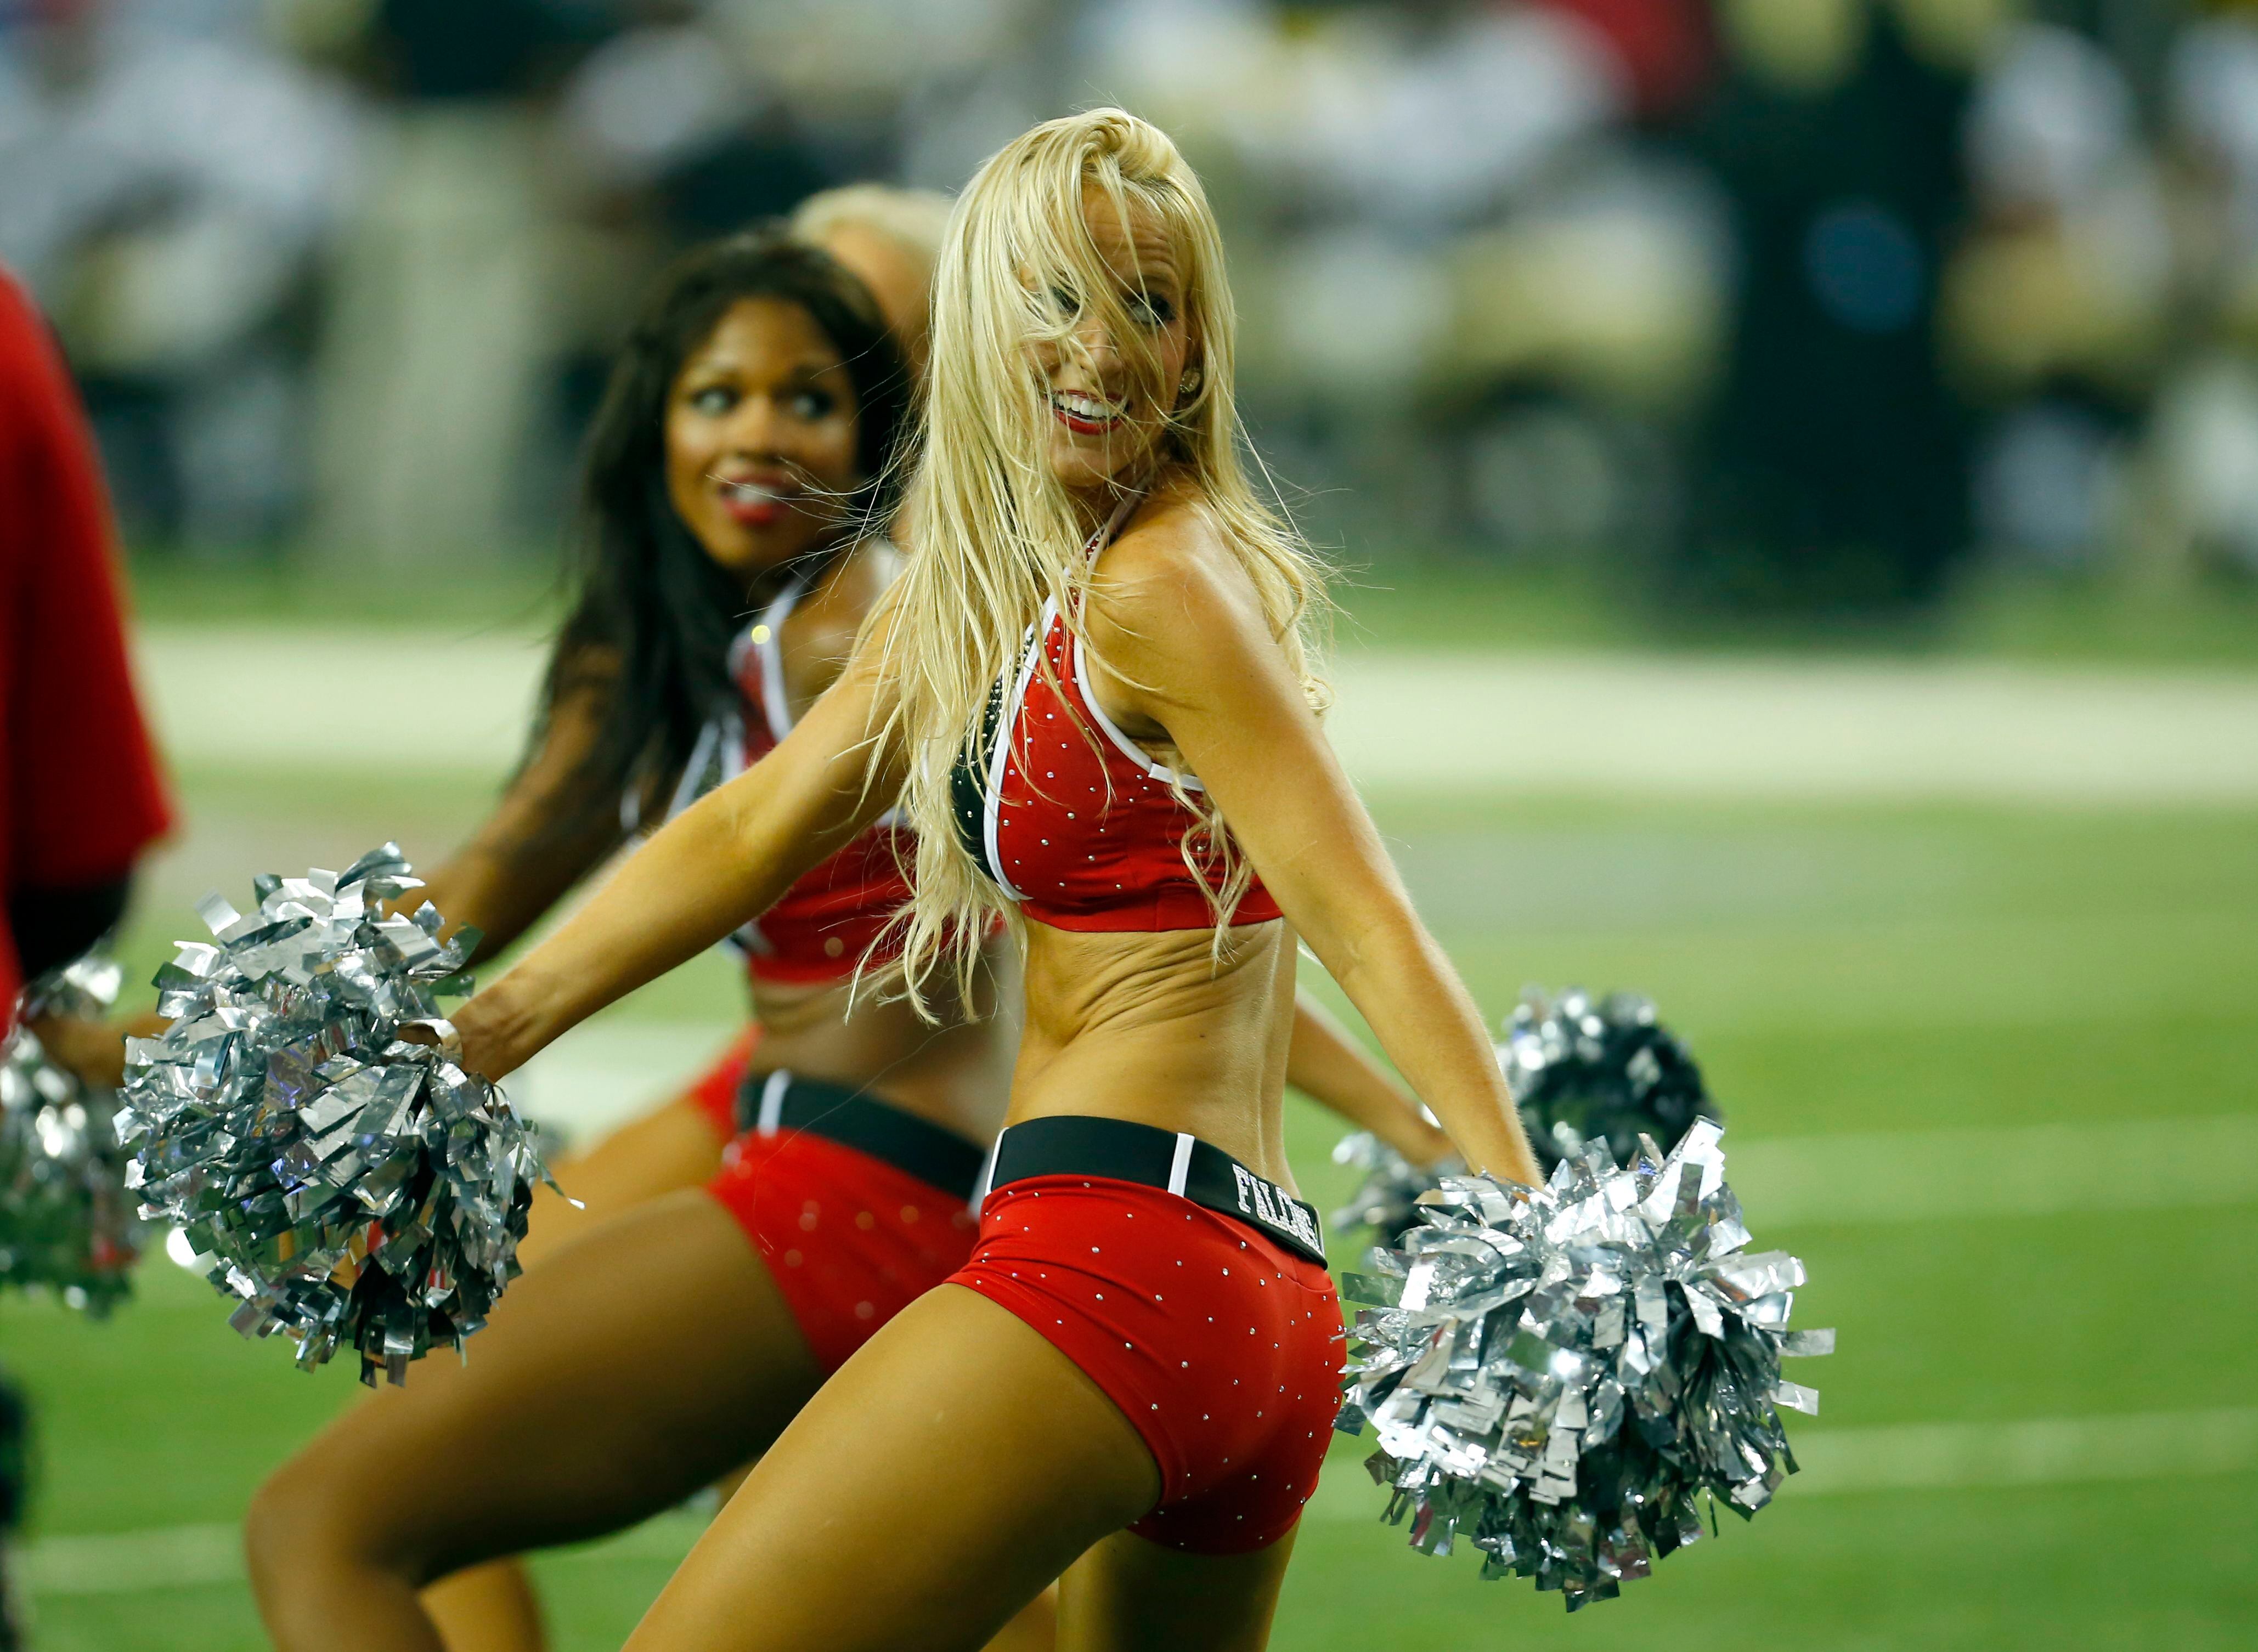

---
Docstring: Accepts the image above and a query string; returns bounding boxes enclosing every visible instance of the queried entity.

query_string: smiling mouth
[1051,390,1127,435]
[715,477,792,524]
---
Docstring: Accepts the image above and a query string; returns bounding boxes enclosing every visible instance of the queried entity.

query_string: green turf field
[122,548,2258,667]
[6,759,2255,1645]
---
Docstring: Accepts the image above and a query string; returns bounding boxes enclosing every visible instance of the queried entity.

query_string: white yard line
[136,626,548,774]
[1781,1406,2258,1495]
[16,1509,713,1599]
[136,629,2258,804]
[1328,653,2258,805]
[18,1521,241,1598]
[1724,1114,2258,1226]
[1307,1406,2258,1524]
[24,1408,2255,1596]
[507,1022,753,1145]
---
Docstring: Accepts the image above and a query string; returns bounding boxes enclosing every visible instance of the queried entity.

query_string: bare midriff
[741,940,1020,1145]
[1009,918,1301,1193]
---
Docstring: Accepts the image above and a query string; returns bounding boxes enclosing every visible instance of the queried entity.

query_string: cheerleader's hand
[20,1009,169,1091]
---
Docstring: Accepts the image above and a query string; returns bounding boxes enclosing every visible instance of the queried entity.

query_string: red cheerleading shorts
[684,1025,764,1141]
[705,1073,985,1374]
[947,1118,1344,1555]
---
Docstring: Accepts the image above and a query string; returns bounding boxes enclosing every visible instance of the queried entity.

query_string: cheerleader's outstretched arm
[1286,991,1454,1166]
[452,636,903,1083]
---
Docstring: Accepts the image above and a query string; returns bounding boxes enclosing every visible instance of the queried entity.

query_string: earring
[1177,369,1202,398]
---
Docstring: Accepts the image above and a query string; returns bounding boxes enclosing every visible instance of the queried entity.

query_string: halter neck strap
[750,571,806,746]
[1084,486,1145,561]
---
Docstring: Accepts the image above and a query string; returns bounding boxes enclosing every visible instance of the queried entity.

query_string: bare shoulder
[1087,483,1265,657]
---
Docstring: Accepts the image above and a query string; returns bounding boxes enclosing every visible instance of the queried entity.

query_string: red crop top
[950,511,1282,934]
[654,569,915,984]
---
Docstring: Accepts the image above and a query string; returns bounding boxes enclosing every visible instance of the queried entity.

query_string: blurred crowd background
[7,0,2258,614]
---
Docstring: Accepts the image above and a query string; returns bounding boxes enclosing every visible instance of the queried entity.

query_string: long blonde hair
[875,110,1328,1010]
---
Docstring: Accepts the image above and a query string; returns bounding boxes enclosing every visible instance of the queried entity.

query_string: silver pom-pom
[1330,1132,1455,1248]
[1333,987,1721,1251]
[1,954,140,1314]
[115,846,553,1385]
[1503,987,1719,1175]
[1335,1121,1830,1610]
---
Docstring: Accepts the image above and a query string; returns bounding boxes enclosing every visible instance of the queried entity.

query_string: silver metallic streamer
[1,954,140,1314]
[1330,1131,1454,1249]
[1335,1120,1830,1610]
[115,846,553,1385]
[1502,987,1719,1175]
[1334,986,1720,1248]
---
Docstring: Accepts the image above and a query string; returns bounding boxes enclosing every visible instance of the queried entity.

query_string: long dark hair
[537,228,911,829]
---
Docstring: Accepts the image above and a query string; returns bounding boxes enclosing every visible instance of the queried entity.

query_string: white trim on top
[753,574,805,746]
[633,708,746,835]
[749,571,906,825]
[981,606,1049,904]
[1071,630,1204,791]
[1070,483,1198,788]
[664,715,733,822]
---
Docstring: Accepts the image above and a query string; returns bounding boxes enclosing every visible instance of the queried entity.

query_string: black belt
[981,1114,1328,1268]
[735,1071,986,1203]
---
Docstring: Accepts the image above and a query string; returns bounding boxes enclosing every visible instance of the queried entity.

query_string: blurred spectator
[556,4,832,241]
[2153,8,2258,576]
[361,0,609,100]
[709,0,1051,193]
[550,0,1045,239]
[309,0,611,568]
[0,0,358,547]
[535,4,1032,513]
[1945,19,2165,570]
[1678,0,1980,611]
[0,264,172,1036]
[324,1,1015,564]
[1533,0,1713,121]
[1084,1,1724,558]
[2,0,2242,612]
